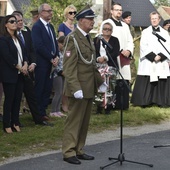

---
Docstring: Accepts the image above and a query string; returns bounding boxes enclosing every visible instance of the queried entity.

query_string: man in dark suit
[31,3,59,118]
[12,12,52,126]
[62,5,107,165]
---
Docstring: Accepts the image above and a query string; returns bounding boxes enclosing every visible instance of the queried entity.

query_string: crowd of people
[0,1,170,165]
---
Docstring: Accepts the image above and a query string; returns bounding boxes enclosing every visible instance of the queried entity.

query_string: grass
[0,113,65,162]
[0,104,170,163]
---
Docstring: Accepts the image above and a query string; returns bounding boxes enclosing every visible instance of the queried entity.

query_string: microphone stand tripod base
[100,153,153,169]
[154,144,170,148]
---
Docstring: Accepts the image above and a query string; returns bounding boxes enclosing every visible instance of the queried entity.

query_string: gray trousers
[51,76,64,112]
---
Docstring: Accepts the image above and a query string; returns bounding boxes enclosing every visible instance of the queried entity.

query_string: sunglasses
[7,20,17,24]
[103,28,112,31]
[68,11,77,15]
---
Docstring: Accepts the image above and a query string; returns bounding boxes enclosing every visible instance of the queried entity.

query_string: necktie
[86,34,91,44]
[47,24,56,55]
[18,32,25,45]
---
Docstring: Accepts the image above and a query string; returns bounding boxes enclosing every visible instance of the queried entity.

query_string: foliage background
[154,0,170,7]
[23,0,92,35]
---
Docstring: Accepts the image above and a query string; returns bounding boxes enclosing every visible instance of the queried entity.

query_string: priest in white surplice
[131,11,170,107]
[100,2,134,110]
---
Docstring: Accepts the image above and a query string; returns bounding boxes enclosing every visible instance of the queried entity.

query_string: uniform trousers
[62,97,93,158]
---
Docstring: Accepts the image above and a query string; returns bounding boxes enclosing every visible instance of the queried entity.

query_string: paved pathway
[1,121,170,170]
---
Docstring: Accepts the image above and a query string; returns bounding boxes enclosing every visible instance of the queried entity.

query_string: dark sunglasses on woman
[8,20,17,24]
[69,11,77,15]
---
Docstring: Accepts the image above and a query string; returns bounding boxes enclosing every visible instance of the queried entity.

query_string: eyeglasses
[7,20,17,24]
[68,11,77,15]
[113,9,123,12]
[42,9,53,13]
[103,28,112,31]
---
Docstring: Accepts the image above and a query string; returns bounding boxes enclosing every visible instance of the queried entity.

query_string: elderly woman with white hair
[94,22,120,114]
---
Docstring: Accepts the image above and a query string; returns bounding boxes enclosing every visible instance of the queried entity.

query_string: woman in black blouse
[94,22,120,67]
[94,22,120,114]
[0,15,28,133]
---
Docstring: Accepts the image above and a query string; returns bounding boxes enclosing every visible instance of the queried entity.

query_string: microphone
[98,34,113,50]
[152,31,166,42]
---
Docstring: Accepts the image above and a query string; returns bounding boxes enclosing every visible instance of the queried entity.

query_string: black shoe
[35,121,54,127]
[77,154,94,160]
[63,156,81,165]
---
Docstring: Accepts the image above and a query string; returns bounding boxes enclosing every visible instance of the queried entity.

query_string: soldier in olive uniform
[122,11,137,91]
[62,5,107,165]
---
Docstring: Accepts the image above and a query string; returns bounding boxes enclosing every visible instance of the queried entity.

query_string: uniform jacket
[0,36,27,83]
[31,19,59,68]
[129,25,135,39]
[63,28,103,98]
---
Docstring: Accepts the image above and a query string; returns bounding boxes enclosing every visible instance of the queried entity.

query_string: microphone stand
[153,37,170,148]
[100,45,153,169]
[157,38,170,55]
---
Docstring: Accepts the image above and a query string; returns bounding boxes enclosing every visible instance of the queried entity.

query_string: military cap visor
[30,9,38,16]
[75,8,96,20]
[122,11,131,19]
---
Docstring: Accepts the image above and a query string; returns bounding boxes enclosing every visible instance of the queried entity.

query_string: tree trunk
[103,0,112,20]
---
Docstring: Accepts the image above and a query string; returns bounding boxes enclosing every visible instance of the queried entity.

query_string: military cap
[30,9,38,16]
[122,11,131,19]
[163,19,170,26]
[75,4,96,20]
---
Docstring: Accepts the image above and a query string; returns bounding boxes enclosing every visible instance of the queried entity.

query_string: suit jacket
[31,19,59,68]
[63,28,103,98]
[21,26,36,64]
[0,36,27,83]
